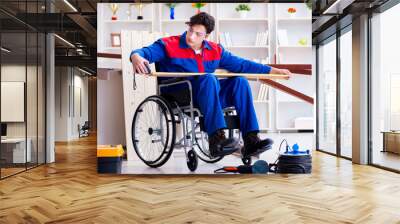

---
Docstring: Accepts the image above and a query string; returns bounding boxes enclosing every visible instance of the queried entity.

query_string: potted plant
[192,3,207,14]
[287,7,297,18]
[305,0,313,11]
[166,3,179,20]
[235,4,251,19]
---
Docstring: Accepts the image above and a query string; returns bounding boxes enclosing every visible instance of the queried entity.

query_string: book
[277,29,288,46]
[225,32,232,47]
[264,85,269,100]
[260,84,269,101]
[261,57,270,64]
[219,32,226,47]
[255,32,260,46]
[254,31,269,46]
[278,52,284,63]
[262,32,266,46]
[258,84,265,101]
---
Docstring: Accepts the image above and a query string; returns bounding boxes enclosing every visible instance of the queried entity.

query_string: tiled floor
[122,132,315,174]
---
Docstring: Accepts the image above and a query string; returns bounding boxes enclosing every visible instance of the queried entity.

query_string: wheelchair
[131,77,253,172]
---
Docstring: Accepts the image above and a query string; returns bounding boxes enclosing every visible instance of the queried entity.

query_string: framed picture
[111,33,121,47]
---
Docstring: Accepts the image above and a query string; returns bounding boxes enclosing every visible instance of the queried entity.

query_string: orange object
[224,167,238,172]
[288,7,296,13]
[97,145,124,157]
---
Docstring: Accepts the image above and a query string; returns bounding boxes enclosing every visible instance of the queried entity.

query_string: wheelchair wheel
[132,95,176,168]
[194,126,224,163]
[187,149,198,172]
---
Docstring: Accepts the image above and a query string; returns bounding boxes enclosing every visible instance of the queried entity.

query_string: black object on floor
[97,157,122,173]
[269,140,312,174]
[97,145,124,174]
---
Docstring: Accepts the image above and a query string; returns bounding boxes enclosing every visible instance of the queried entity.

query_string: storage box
[294,117,314,130]
[97,145,124,173]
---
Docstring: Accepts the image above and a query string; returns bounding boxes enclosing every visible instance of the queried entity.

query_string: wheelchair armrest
[158,77,187,85]
[158,79,192,90]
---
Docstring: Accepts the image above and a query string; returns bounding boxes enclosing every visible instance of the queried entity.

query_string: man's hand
[131,53,151,75]
[270,67,292,80]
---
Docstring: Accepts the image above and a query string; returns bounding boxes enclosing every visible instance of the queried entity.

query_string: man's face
[186,24,208,49]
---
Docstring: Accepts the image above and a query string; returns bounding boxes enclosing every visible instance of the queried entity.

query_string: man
[130,12,291,158]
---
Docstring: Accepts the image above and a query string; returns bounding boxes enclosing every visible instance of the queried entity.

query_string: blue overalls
[131,31,272,136]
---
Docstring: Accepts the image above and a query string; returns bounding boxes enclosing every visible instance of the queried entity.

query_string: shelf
[277,100,308,103]
[278,45,311,49]
[104,20,153,24]
[277,127,313,131]
[161,19,188,23]
[225,45,269,49]
[218,18,268,22]
[277,17,310,22]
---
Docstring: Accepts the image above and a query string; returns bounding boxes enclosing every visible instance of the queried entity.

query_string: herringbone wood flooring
[1,134,400,223]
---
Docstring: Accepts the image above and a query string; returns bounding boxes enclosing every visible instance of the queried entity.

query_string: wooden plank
[261,79,314,104]
[96,51,312,75]
[268,64,312,75]
[97,52,121,59]
[150,72,289,80]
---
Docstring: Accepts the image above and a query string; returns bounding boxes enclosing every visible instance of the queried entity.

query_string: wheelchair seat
[158,78,240,131]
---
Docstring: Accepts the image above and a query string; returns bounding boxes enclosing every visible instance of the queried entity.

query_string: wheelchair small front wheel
[132,95,176,168]
[187,149,198,172]
[242,157,252,166]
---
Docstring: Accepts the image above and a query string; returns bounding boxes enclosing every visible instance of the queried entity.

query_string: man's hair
[185,12,215,34]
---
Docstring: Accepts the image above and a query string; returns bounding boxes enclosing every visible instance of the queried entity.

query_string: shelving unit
[218,18,269,22]
[97,3,155,69]
[226,46,269,49]
[159,3,212,38]
[274,3,313,131]
[216,3,273,131]
[97,3,313,132]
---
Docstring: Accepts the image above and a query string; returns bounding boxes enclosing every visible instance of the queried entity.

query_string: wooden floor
[1,167,26,177]
[1,134,400,223]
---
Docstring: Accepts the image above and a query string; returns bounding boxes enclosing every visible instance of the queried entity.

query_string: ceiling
[0,0,99,73]
[312,0,391,44]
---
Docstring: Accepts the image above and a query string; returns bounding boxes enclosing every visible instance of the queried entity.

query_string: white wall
[97,69,126,146]
[55,66,69,141]
[54,67,89,141]
[1,65,36,138]
[1,63,46,164]
[71,73,89,138]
